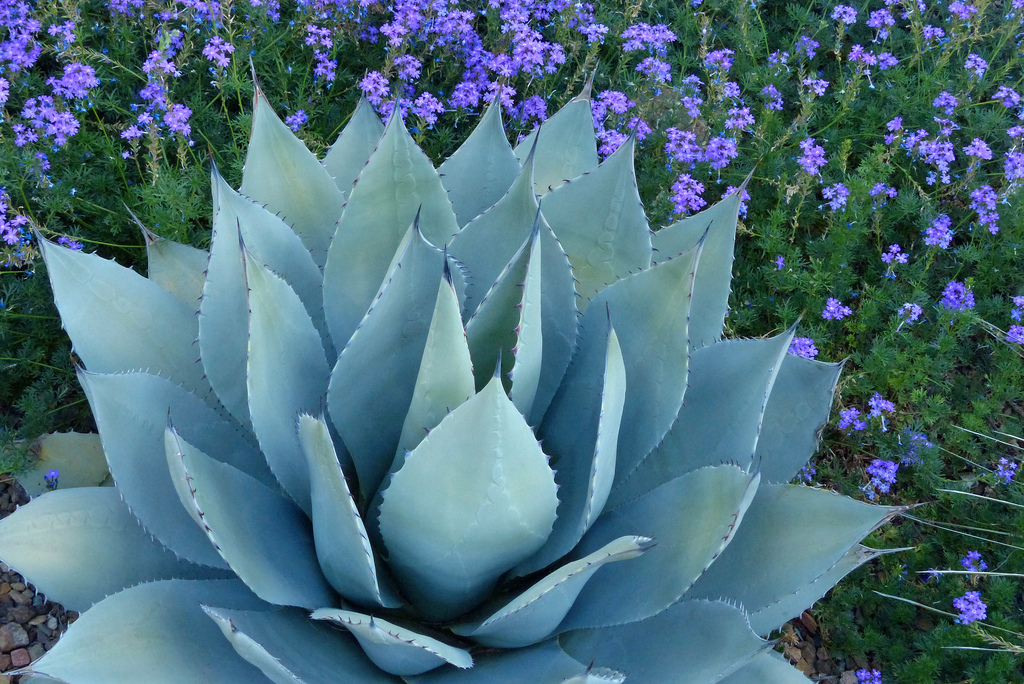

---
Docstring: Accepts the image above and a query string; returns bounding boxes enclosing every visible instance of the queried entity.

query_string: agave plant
[0,80,902,683]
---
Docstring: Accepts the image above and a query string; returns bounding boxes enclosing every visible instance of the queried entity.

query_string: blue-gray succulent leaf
[406,640,595,684]
[559,599,768,684]
[311,609,473,676]
[685,484,901,633]
[557,465,757,631]
[79,369,268,568]
[378,376,558,622]
[453,535,651,648]
[239,84,345,267]
[651,186,744,351]
[513,321,625,577]
[0,487,231,613]
[164,425,334,609]
[609,326,795,508]
[322,93,385,201]
[205,606,399,684]
[328,224,445,502]
[18,432,110,497]
[38,234,209,397]
[323,104,458,347]
[437,97,521,228]
[298,414,402,609]
[540,136,652,307]
[756,354,844,484]
[15,579,271,684]
[513,96,598,196]
[716,649,812,684]
[243,244,329,516]
[138,215,208,308]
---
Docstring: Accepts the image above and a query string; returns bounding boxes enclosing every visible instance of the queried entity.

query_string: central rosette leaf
[378,375,559,621]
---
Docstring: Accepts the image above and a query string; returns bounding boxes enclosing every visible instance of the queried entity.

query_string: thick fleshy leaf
[244,246,329,515]
[378,376,558,621]
[718,650,811,684]
[18,432,110,497]
[205,606,398,684]
[546,247,699,491]
[323,108,459,348]
[328,225,445,502]
[298,414,400,608]
[513,95,598,195]
[0,487,229,612]
[395,268,475,457]
[756,354,844,483]
[559,599,767,684]
[408,641,592,684]
[454,535,651,648]
[540,136,652,307]
[514,322,625,576]
[465,223,541,394]
[508,224,544,416]
[311,609,472,676]
[608,329,793,508]
[685,484,901,632]
[557,465,757,630]
[39,235,207,394]
[438,99,521,227]
[447,157,577,425]
[17,579,270,683]
[165,426,334,609]
[79,370,268,568]
[239,85,345,266]
[141,223,208,308]
[202,168,327,425]
[323,94,385,199]
[650,185,744,349]
[746,544,901,636]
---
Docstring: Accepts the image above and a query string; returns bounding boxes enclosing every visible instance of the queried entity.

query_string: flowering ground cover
[0,0,1022,680]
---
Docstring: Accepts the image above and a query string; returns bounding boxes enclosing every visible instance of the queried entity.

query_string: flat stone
[0,622,29,652]
[5,606,35,624]
[10,590,33,607]
[9,583,25,592]
[9,647,29,667]
[27,642,46,662]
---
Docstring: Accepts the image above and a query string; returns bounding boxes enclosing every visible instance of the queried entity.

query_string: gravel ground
[0,478,78,683]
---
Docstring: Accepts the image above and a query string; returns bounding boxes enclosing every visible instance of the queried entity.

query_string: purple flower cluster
[821,183,849,212]
[939,281,975,311]
[896,303,924,331]
[862,459,899,499]
[838,407,867,431]
[797,464,816,483]
[0,192,30,248]
[832,5,857,24]
[924,214,954,248]
[670,174,706,215]
[964,53,987,79]
[202,36,235,69]
[960,550,987,572]
[822,297,853,320]
[994,457,1018,483]
[870,183,898,209]
[761,84,783,111]
[968,185,999,233]
[881,244,908,265]
[285,110,308,132]
[932,92,958,115]
[788,337,818,359]
[663,128,738,171]
[953,591,987,624]
[797,138,827,177]
[856,669,883,684]
[900,430,933,464]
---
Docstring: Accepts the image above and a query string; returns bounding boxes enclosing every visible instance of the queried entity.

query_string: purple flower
[802,78,828,97]
[721,82,741,100]
[57,236,83,250]
[724,107,754,130]
[881,244,908,265]
[761,84,783,111]
[636,57,671,83]
[797,138,827,177]
[47,63,99,99]
[838,407,866,431]
[960,551,988,572]
[823,297,853,320]
[285,110,308,132]
[869,392,895,417]
[1008,326,1024,344]
[970,185,999,234]
[165,104,192,140]
[924,214,954,248]
[621,23,677,53]
[202,36,235,68]
[953,591,987,625]
[939,281,975,311]
[995,457,1018,483]
[867,9,895,39]
[519,95,547,123]
[932,92,958,115]
[1011,295,1024,322]
[863,459,899,499]
[725,186,751,216]
[870,183,897,209]
[775,255,785,270]
[856,669,883,684]
[597,90,634,115]
[670,174,706,215]
[702,136,738,170]
[822,183,850,212]
[704,48,735,72]
[923,25,945,42]
[360,71,390,107]
[412,92,444,127]
[993,86,1022,109]
[949,1,978,20]
[798,465,816,483]
[832,5,857,24]
[795,36,819,60]
[664,128,701,166]
[877,52,898,70]
[788,337,818,359]
[897,303,923,330]
[964,53,987,78]
[963,138,992,160]
[394,55,422,81]
[901,430,933,464]
[44,469,59,488]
